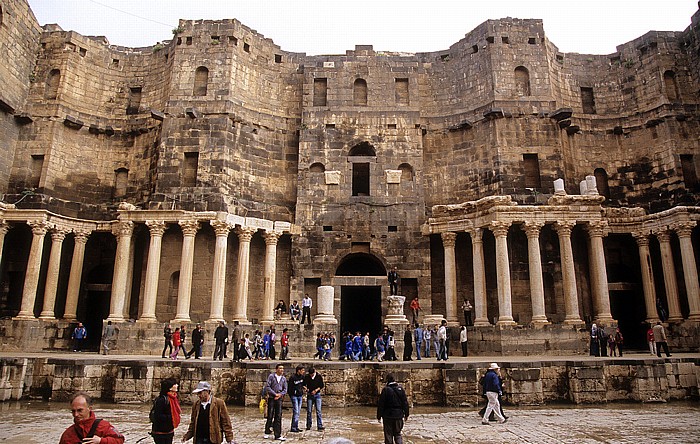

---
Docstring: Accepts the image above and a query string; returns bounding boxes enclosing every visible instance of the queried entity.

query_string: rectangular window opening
[313,78,328,107]
[387,124,397,129]
[183,152,199,187]
[352,162,370,196]
[528,37,536,45]
[681,154,699,190]
[126,87,142,115]
[111,59,120,67]
[243,43,250,52]
[325,123,335,129]
[186,36,193,45]
[79,47,87,57]
[275,54,282,63]
[229,36,238,45]
[30,154,44,189]
[395,78,409,105]
[323,226,333,232]
[502,36,509,44]
[581,87,596,114]
[486,36,495,44]
[472,44,479,53]
[523,153,542,189]
[388,226,398,232]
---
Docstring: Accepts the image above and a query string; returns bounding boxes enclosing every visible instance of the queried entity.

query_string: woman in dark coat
[403,326,413,361]
[151,378,181,444]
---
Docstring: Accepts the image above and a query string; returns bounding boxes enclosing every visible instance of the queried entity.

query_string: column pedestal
[385,295,409,325]
[313,285,337,324]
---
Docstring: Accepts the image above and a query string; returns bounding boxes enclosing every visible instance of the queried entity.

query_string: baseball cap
[192,381,211,393]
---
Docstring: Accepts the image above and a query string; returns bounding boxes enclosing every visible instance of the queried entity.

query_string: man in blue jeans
[303,366,325,431]
[264,364,288,441]
[287,365,306,433]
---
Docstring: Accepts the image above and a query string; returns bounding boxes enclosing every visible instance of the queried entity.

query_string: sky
[26,0,699,56]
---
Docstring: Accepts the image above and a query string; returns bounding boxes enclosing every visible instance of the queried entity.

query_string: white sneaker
[275,438,287,441]
[263,434,271,439]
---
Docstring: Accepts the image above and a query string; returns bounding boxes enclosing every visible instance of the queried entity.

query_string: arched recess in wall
[514,66,530,97]
[348,142,375,196]
[594,168,610,200]
[353,78,367,106]
[114,168,129,198]
[309,162,325,173]
[168,271,180,307]
[335,252,386,276]
[194,66,209,96]
[348,141,376,157]
[398,163,414,181]
[663,70,680,102]
[45,69,61,99]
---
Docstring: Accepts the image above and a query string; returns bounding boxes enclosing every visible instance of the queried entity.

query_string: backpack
[149,395,168,423]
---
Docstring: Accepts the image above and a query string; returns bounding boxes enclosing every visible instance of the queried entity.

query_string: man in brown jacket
[183,381,234,444]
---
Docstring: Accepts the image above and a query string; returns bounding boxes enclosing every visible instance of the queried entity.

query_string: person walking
[280,328,290,360]
[177,325,188,357]
[72,322,87,352]
[376,373,409,444]
[162,324,173,359]
[150,378,181,444]
[59,392,124,444]
[409,297,421,325]
[481,363,507,425]
[589,323,599,357]
[301,294,313,325]
[437,320,448,361]
[460,326,468,357]
[647,324,657,356]
[413,324,423,360]
[187,324,204,359]
[402,326,413,361]
[170,327,181,360]
[304,366,325,431]
[231,321,241,362]
[182,381,234,444]
[264,363,288,441]
[101,321,117,355]
[287,365,306,433]
[213,321,228,361]
[375,333,386,362]
[653,321,672,357]
[388,267,399,295]
[431,326,440,359]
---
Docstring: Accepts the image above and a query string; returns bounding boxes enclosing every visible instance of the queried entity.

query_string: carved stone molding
[489,221,511,238]
[523,221,544,238]
[146,220,167,237]
[235,226,257,243]
[210,220,233,237]
[112,221,134,239]
[263,230,283,245]
[553,221,576,237]
[441,231,457,247]
[179,220,200,237]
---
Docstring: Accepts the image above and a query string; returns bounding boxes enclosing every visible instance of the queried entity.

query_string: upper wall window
[114,168,129,198]
[353,78,367,106]
[183,152,199,187]
[313,78,327,106]
[663,70,680,102]
[45,69,61,99]
[395,78,409,105]
[581,87,596,114]
[514,66,531,97]
[193,66,209,96]
[30,154,44,189]
[680,154,699,191]
[127,87,142,115]
[309,162,325,173]
[352,163,370,196]
[523,153,541,188]
[593,168,610,200]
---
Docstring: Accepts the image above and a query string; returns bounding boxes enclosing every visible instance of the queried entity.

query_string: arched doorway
[336,253,385,341]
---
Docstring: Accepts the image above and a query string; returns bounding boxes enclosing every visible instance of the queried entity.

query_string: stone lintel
[549,107,573,121]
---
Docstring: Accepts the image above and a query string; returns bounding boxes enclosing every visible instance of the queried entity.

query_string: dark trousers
[464,311,472,326]
[389,282,398,295]
[382,418,404,444]
[461,341,468,357]
[161,340,172,358]
[301,307,312,324]
[213,341,227,360]
[152,433,174,444]
[265,396,283,438]
[73,338,84,352]
[187,343,202,358]
[231,342,240,361]
[656,341,671,357]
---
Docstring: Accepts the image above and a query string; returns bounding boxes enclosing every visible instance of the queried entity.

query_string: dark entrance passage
[610,289,647,350]
[341,286,382,338]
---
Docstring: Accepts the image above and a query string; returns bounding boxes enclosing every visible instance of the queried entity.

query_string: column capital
[489,221,511,238]
[112,221,134,238]
[466,227,483,243]
[672,221,696,238]
[50,227,69,242]
[145,220,167,237]
[440,231,457,247]
[263,229,283,245]
[73,230,91,244]
[523,221,544,238]
[235,226,257,242]
[631,231,650,247]
[0,220,9,235]
[210,220,233,237]
[553,221,576,237]
[28,220,49,236]
[585,220,609,238]
[653,228,672,243]
[179,220,200,237]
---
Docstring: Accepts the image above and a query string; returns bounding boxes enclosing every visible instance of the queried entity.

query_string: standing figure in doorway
[461,300,473,327]
[388,267,399,295]
[409,297,421,325]
[301,294,313,325]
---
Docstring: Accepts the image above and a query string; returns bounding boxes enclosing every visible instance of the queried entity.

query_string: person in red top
[646,325,657,356]
[409,297,421,325]
[170,328,181,360]
[280,328,290,360]
[59,392,124,444]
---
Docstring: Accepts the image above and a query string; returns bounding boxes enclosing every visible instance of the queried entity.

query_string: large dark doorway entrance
[610,289,647,350]
[341,286,382,338]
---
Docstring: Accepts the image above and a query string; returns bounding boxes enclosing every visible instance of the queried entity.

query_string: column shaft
[0,222,9,271]
[555,222,582,324]
[173,220,199,323]
[490,222,515,325]
[39,229,68,319]
[633,233,658,323]
[442,232,458,324]
[232,227,256,323]
[16,221,49,319]
[108,221,134,321]
[656,230,682,321]
[139,221,166,321]
[261,230,282,323]
[524,222,548,324]
[208,221,231,322]
[64,231,90,320]
[469,228,490,326]
[587,222,613,323]
[675,222,700,320]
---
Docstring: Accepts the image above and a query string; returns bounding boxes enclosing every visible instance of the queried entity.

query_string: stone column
[173,220,200,323]
[314,285,338,324]
[232,226,256,324]
[108,221,134,322]
[554,221,582,324]
[632,232,658,323]
[208,221,231,323]
[674,222,700,320]
[489,221,515,325]
[441,232,459,325]
[655,229,683,322]
[139,221,167,322]
[0,221,9,269]
[586,221,613,323]
[64,231,90,320]
[261,230,282,323]
[524,222,548,325]
[39,228,69,319]
[468,227,490,326]
[16,221,49,319]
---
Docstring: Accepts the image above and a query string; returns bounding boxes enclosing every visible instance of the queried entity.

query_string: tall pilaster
[0,221,9,269]
[468,227,490,326]
[208,221,232,323]
[39,228,68,319]
[16,221,49,319]
[524,222,548,325]
[554,221,582,324]
[173,220,200,323]
[139,221,167,322]
[108,221,134,321]
[441,232,459,325]
[489,221,515,325]
[655,229,682,322]
[674,222,700,320]
[232,226,256,324]
[261,230,282,323]
[64,231,90,320]
[632,232,658,323]
[586,221,613,323]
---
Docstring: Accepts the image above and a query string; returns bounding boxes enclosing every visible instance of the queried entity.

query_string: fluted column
[16,221,49,319]
[632,232,658,323]
[208,220,232,323]
[173,220,200,323]
[108,221,134,321]
[232,226,256,324]
[554,221,582,324]
[489,221,515,325]
[655,229,682,322]
[674,222,700,320]
[468,228,490,326]
[64,231,90,320]
[261,230,282,323]
[39,228,69,319]
[524,222,548,325]
[441,232,459,325]
[586,221,613,323]
[139,221,167,322]
[0,221,9,269]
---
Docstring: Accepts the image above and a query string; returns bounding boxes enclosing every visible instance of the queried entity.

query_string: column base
[563,318,584,326]
[107,316,125,322]
[473,318,491,327]
[687,313,700,321]
[384,315,409,325]
[595,314,614,324]
[13,314,35,320]
[135,317,159,325]
[38,313,56,320]
[667,316,684,323]
[496,319,516,327]
[170,317,190,325]
[423,314,446,325]
[531,319,550,328]
[313,314,337,324]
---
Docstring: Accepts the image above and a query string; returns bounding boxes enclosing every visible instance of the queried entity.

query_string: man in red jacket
[59,392,124,444]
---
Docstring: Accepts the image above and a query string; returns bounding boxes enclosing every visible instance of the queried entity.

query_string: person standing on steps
[462,299,473,327]
[161,324,172,359]
[301,294,313,325]
[388,267,399,295]
[101,321,117,355]
[231,320,241,362]
[653,321,672,357]
[460,325,468,357]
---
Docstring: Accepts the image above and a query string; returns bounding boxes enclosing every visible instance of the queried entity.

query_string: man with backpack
[377,373,409,444]
[59,392,124,444]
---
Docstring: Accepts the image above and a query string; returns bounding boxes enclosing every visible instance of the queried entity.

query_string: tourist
[656,297,668,322]
[375,332,386,362]
[462,299,473,326]
[263,329,272,359]
[59,392,124,444]
[402,326,413,361]
[323,333,332,360]
[304,366,325,431]
[589,323,599,357]
[614,327,624,357]
[150,378,181,444]
[481,363,507,425]
[254,330,263,359]
[231,320,241,362]
[288,365,306,433]
[72,322,87,352]
[161,323,173,358]
[329,332,336,357]
[653,321,672,357]
[170,327,181,360]
[242,333,254,360]
[314,332,324,359]
[213,321,228,360]
[386,330,397,361]
[270,326,277,360]
[388,267,399,295]
[647,324,657,356]
[413,324,423,360]
[363,332,371,360]
[431,325,440,359]
[301,293,313,325]
[280,328,290,360]
[275,299,287,320]
[423,325,431,358]
[186,324,203,359]
[478,367,507,422]
[264,364,288,441]
[409,297,421,324]
[460,326,468,357]
[607,331,617,357]
[352,331,363,361]
[101,320,117,355]
[177,325,188,357]
[182,381,234,444]
[289,300,301,321]
[598,325,608,357]
[376,373,409,444]
[437,320,448,361]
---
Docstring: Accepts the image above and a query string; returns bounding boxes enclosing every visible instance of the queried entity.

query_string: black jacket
[191,328,204,345]
[288,373,305,397]
[304,373,325,395]
[214,326,229,343]
[377,382,409,420]
[151,394,173,433]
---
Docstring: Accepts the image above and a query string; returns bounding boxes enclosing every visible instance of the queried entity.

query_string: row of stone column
[440,220,613,326]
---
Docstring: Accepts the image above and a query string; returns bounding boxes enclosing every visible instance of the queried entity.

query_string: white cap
[192,381,211,393]
[489,363,499,370]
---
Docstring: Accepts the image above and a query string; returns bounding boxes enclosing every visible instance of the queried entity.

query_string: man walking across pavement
[182,381,234,444]
[304,366,325,431]
[161,323,173,358]
[653,321,672,357]
[231,320,241,362]
[213,321,229,360]
[377,373,409,444]
[481,363,507,425]
[101,320,117,355]
[59,392,124,444]
[187,323,204,359]
[287,365,306,433]
[301,293,313,325]
[264,363,288,441]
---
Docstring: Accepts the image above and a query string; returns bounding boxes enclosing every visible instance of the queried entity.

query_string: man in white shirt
[301,294,313,325]
[437,320,448,361]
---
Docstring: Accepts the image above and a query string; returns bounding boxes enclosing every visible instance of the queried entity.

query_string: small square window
[388,226,398,232]
[528,37,536,45]
[275,54,282,63]
[229,36,238,45]
[325,123,335,129]
[387,124,397,129]
[502,36,509,44]
[486,36,495,44]
[323,226,333,232]
[472,45,479,54]
[244,43,250,53]
[79,47,87,57]
[186,37,193,45]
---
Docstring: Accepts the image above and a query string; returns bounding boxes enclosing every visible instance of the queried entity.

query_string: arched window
[398,163,414,181]
[114,168,129,198]
[348,141,376,157]
[663,70,680,102]
[514,66,531,96]
[193,66,209,96]
[309,162,325,173]
[353,78,367,106]
[594,168,610,200]
[45,69,61,99]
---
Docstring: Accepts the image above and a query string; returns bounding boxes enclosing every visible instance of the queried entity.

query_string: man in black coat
[377,373,409,444]
[187,324,204,359]
[213,321,229,360]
